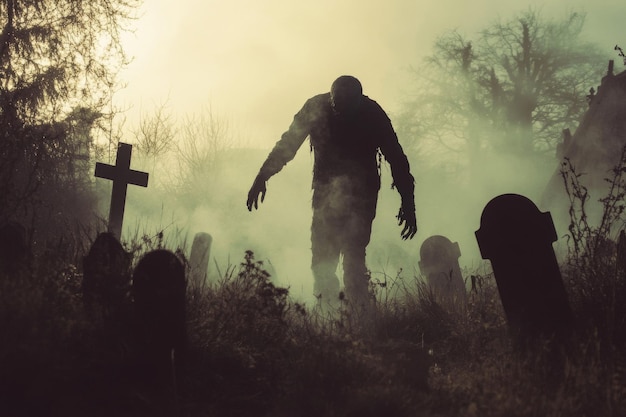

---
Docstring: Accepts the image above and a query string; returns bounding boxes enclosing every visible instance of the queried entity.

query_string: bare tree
[132,100,177,183]
[0,0,140,221]
[480,10,605,152]
[400,9,608,168]
[172,104,236,204]
[133,101,177,159]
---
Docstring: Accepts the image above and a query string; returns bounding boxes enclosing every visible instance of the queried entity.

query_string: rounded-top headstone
[132,249,186,350]
[475,193,557,260]
[419,235,461,270]
[418,235,467,309]
[82,232,131,315]
[474,193,572,345]
[83,232,130,285]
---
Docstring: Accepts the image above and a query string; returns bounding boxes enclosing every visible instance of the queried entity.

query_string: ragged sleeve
[374,101,415,210]
[257,96,320,180]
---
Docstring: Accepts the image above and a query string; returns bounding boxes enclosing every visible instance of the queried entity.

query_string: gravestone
[475,194,572,345]
[0,221,28,276]
[95,142,149,240]
[189,232,212,289]
[82,232,131,319]
[418,235,467,309]
[131,249,187,415]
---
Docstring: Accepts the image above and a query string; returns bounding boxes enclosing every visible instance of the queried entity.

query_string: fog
[115,0,624,141]
[98,1,626,304]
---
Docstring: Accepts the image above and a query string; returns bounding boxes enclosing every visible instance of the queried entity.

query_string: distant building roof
[542,61,626,213]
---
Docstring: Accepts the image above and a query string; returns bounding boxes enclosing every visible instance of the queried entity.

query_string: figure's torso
[307,93,382,189]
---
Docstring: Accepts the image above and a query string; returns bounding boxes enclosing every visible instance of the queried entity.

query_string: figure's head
[330,75,363,116]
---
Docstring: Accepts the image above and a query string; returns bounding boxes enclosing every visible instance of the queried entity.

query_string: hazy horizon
[114,0,624,146]
[96,1,626,303]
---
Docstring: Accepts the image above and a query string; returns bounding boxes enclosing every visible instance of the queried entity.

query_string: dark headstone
[131,249,186,415]
[189,232,212,288]
[0,221,28,276]
[95,142,149,240]
[418,235,467,309]
[475,194,572,344]
[82,232,131,319]
[133,249,187,350]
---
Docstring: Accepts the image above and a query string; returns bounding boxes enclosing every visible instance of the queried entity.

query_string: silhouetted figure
[247,75,417,310]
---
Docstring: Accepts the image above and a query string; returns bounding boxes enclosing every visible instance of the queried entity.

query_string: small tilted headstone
[82,232,131,320]
[475,194,573,345]
[0,221,28,276]
[189,232,212,289]
[418,235,467,309]
[131,249,187,415]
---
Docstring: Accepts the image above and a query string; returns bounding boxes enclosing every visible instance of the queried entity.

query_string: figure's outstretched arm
[376,106,417,239]
[247,175,266,211]
[397,205,417,240]
[246,98,315,211]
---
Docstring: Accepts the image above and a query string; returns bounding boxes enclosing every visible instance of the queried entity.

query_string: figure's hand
[247,174,267,211]
[397,206,417,240]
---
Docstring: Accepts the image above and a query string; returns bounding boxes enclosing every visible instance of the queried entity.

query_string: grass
[1,237,625,417]
[2,156,626,416]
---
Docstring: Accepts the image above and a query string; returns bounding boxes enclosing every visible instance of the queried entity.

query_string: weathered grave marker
[131,249,186,415]
[0,221,28,276]
[82,232,131,320]
[418,235,467,309]
[189,232,212,288]
[95,142,149,240]
[475,193,572,344]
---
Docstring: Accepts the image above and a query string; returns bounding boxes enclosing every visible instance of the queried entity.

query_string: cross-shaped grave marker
[95,142,149,240]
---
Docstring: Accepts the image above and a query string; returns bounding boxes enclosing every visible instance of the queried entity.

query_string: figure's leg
[311,208,341,307]
[342,212,374,308]
[342,245,369,305]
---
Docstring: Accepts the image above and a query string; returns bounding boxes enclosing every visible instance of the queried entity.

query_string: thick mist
[93,102,564,307]
[115,1,624,148]
[96,1,626,303]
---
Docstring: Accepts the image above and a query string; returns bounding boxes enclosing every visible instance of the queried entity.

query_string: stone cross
[95,142,148,240]
[475,193,572,346]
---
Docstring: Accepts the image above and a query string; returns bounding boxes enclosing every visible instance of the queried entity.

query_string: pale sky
[115,0,626,148]
[111,0,625,299]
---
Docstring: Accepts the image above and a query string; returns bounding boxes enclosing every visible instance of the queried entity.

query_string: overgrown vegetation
[0,0,141,248]
[2,2,625,415]
[2,173,626,417]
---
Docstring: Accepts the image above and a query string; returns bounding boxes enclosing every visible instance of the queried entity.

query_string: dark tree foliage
[399,9,607,162]
[0,0,139,226]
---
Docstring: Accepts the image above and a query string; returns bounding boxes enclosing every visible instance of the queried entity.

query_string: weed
[2,193,626,416]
